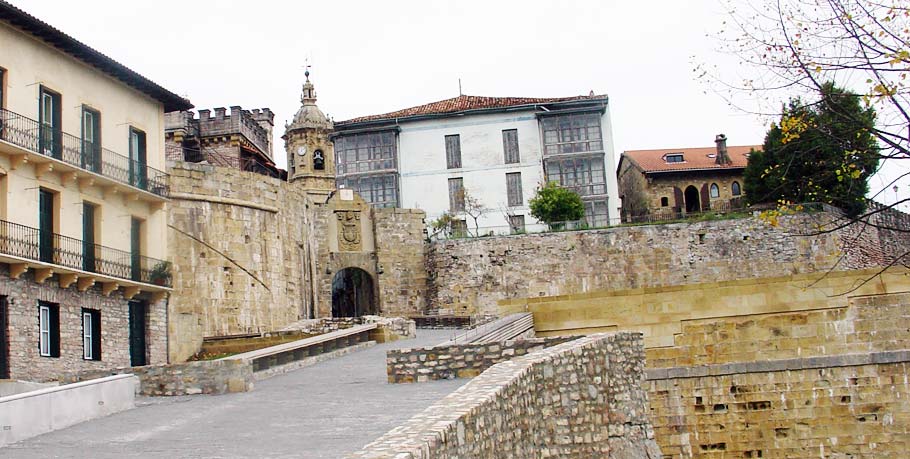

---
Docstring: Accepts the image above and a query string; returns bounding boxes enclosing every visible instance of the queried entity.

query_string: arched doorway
[331,267,376,317]
[684,185,700,213]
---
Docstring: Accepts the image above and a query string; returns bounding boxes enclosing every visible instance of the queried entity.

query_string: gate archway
[331,267,376,317]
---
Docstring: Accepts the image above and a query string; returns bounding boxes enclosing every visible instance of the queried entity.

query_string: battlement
[170,106,274,159]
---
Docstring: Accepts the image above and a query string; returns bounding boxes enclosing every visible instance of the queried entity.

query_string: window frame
[502,129,520,164]
[448,177,465,212]
[664,154,685,163]
[731,181,742,196]
[710,183,720,198]
[506,172,523,207]
[660,197,669,207]
[541,112,604,156]
[445,134,462,169]
[38,301,59,358]
[82,308,101,361]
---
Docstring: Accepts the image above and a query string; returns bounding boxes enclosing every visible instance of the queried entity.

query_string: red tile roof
[623,145,760,173]
[338,93,607,125]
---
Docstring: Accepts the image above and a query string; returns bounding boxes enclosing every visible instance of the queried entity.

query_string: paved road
[6,329,467,459]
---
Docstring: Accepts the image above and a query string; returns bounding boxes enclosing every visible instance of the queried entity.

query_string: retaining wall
[60,359,253,396]
[350,333,662,458]
[386,336,576,383]
[0,375,137,447]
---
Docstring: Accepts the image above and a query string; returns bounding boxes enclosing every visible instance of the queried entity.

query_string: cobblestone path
[5,329,466,459]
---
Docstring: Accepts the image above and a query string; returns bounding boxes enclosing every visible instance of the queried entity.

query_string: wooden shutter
[49,303,60,357]
[673,187,684,212]
[506,173,523,207]
[445,135,461,169]
[92,310,101,361]
[700,184,711,211]
[502,130,519,164]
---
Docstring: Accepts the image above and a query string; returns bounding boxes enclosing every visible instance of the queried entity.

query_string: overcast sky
[10,0,907,209]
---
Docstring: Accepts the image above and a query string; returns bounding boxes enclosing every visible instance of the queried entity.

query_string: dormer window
[664,153,685,163]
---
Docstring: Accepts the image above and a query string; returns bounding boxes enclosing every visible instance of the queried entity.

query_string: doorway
[331,268,376,318]
[684,185,700,213]
[0,296,8,379]
[128,300,147,366]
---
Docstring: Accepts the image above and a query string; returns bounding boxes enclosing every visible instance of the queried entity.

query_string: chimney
[715,133,731,165]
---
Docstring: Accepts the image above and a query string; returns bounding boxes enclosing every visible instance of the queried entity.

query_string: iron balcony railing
[0,219,171,287]
[0,108,169,197]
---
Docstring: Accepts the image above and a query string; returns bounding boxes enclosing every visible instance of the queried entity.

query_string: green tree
[529,182,585,227]
[744,82,879,217]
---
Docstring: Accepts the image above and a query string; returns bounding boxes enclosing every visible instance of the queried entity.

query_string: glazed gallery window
[38,301,60,358]
[338,174,399,208]
[731,181,742,196]
[710,183,720,198]
[334,131,397,175]
[82,309,101,361]
[541,113,603,156]
[545,157,606,196]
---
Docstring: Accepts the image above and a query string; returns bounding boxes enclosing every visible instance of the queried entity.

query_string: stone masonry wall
[349,333,662,459]
[428,212,902,316]
[386,336,576,383]
[646,291,910,458]
[0,267,166,382]
[167,161,310,357]
[60,359,253,396]
[374,208,428,317]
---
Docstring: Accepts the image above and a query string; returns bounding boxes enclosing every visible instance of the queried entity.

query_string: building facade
[617,135,758,222]
[165,106,281,178]
[0,2,192,381]
[332,93,620,233]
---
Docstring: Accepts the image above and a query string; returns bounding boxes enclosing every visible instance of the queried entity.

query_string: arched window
[731,181,742,196]
[709,183,720,198]
[660,197,669,207]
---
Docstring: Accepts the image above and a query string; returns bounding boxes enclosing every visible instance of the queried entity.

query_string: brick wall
[349,333,662,458]
[0,267,166,382]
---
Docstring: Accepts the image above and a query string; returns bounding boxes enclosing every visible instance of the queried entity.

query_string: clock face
[297,146,307,156]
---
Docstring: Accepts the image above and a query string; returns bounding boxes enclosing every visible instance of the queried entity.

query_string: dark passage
[331,267,376,317]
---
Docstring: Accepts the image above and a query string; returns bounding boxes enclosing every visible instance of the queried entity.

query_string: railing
[0,108,169,197]
[0,219,171,287]
[166,145,281,178]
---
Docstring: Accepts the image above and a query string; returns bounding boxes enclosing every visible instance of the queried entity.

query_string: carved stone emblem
[336,210,362,251]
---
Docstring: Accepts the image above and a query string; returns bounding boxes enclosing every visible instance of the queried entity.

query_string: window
[82,202,98,272]
[0,67,5,109]
[334,131,397,175]
[509,215,525,234]
[38,188,56,264]
[129,127,147,190]
[710,183,720,198]
[451,219,468,237]
[660,197,669,207]
[664,154,685,163]
[448,178,465,212]
[38,301,60,358]
[81,106,101,172]
[541,113,603,156]
[130,217,144,281]
[506,172,523,207]
[82,309,101,361]
[38,86,61,158]
[502,129,520,164]
[445,134,461,169]
[731,181,742,196]
[545,157,606,196]
[338,174,399,208]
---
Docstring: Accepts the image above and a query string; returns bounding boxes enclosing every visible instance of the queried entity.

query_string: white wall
[398,111,545,232]
[0,374,137,447]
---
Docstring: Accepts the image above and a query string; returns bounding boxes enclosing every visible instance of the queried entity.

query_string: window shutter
[92,311,102,360]
[700,184,711,211]
[673,187,684,211]
[49,305,60,357]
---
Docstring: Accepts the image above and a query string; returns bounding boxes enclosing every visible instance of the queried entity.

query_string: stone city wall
[61,359,253,396]
[373,208,429,318]
[0,267,167,382]
[386,336,576,383]
[349,333,661,459]
[646,291,910,458]
[167,161,311,360]
[428,211,905,316]
[281,315,417,341]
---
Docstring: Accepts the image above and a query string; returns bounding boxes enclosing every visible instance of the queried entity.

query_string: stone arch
[331,267,376,318]
[684,185,701,213]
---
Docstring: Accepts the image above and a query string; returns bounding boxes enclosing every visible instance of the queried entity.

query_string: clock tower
[284,71,336,194]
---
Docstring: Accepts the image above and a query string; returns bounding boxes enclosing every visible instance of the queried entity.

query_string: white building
[332,94,620,235]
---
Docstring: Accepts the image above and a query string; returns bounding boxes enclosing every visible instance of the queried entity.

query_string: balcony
[0,108,169,199]
[0,219,170,298]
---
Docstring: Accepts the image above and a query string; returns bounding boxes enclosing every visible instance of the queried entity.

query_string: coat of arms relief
[336,210,362,251]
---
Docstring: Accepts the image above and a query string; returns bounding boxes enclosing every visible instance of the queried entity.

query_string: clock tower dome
[283,71,336,193]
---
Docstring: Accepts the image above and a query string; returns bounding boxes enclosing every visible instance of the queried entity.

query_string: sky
[9,0,908,210]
